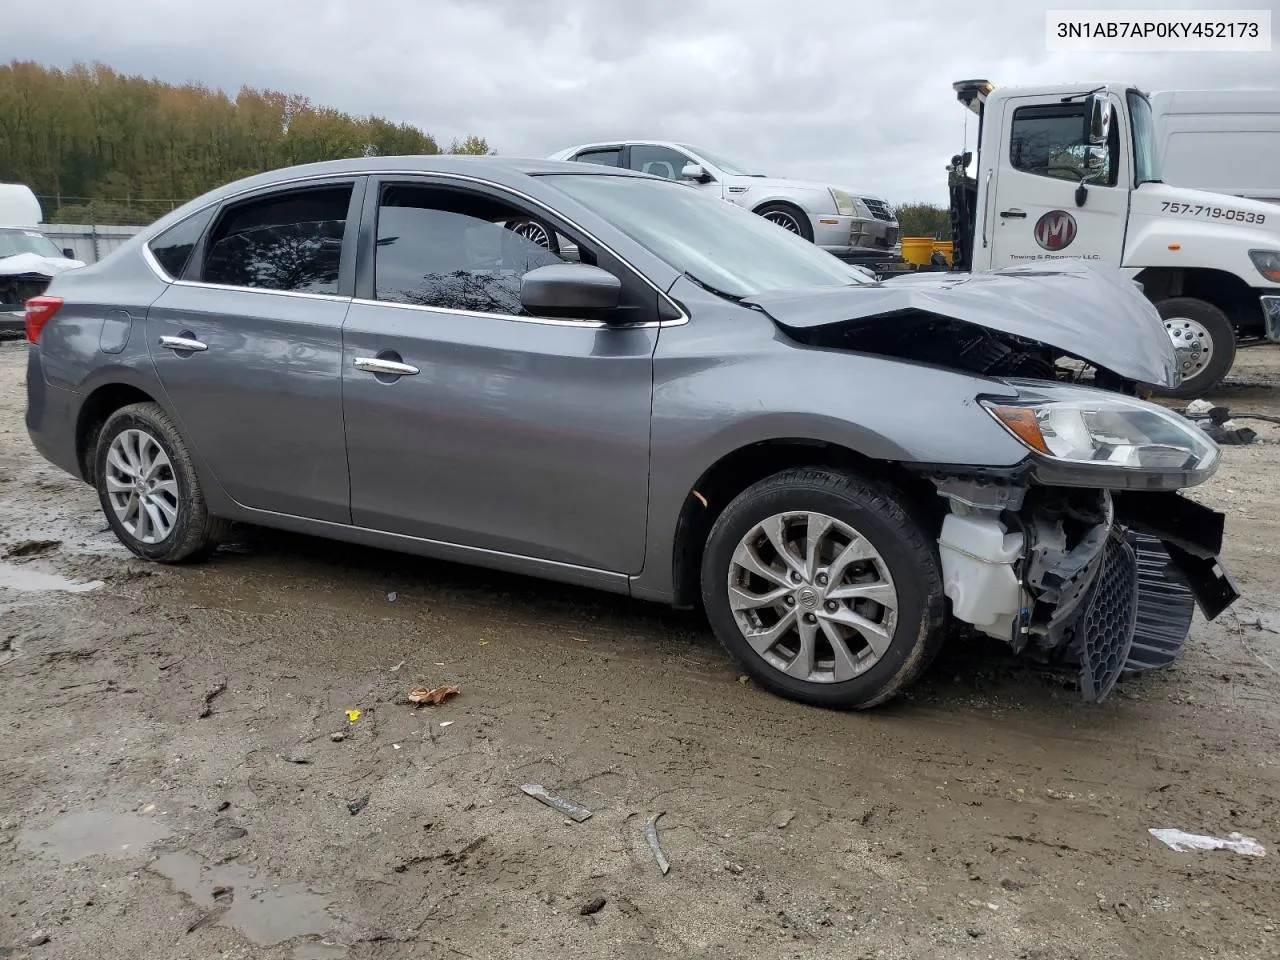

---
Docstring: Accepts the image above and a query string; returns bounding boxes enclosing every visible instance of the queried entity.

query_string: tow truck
[912,79,1280,397]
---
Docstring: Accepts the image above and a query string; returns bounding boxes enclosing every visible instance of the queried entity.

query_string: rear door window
[200,184,354,294]
[147,206,216,279]
[573,148,622,167]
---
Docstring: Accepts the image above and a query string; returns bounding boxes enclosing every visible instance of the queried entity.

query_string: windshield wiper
[683,272,742,301]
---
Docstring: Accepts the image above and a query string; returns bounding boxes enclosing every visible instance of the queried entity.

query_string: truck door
[989,93,1129,270]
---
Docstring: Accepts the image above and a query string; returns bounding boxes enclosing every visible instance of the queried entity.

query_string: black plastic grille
[861,197,894,222]
[1078,534,1139,702]
[1124,534,1196,673]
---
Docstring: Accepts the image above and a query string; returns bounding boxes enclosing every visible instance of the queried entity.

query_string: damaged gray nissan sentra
[23,156,1238,709]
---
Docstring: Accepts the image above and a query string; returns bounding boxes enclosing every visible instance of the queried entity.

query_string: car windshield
[0,230,63,259]
[678,145,761,177]
[546,174,871,298]
[1128,90,1162,186]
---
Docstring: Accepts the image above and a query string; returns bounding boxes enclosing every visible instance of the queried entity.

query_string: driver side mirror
[520,263,621,318]
[680,163,713,184]
[1087,90,1111,145]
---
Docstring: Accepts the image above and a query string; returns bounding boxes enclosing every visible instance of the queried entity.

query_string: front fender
[1124,217,1280,291]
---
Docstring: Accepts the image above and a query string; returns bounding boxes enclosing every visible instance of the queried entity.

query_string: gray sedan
[23,156,1237,709]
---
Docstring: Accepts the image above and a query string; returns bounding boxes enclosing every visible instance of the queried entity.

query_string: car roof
[184,154,651,210]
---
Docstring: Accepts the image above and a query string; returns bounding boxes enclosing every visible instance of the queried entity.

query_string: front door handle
[353,356,420,377]
[999,209,1027,219]
[158,335,208,352]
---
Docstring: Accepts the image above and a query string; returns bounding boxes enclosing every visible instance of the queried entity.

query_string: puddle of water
[18,810,171,862]
[0,561,103,593]
[150,851,335,948]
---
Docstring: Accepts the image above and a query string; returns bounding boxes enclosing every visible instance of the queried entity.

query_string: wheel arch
[1134,266,1262,334]
[667,438,940,609]
[75,381,159,483]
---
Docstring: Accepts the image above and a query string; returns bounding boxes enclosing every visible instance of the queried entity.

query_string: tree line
[0,60,490,225]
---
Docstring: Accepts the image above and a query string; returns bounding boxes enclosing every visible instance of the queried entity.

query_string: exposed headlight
[982,395,1219,472]
[829,188,856,217]
[1249,249,1280,283]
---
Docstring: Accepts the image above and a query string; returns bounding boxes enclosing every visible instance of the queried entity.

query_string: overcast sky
[10,0,1280,204]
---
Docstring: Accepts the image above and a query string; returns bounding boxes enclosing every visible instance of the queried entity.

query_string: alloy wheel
[761,210,803,234]
[727,511,899,683]
[104,428,180,545]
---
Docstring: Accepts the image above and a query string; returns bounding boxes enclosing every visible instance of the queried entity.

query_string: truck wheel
[1151,297,1236,398]
[701,467,946,710]
[755,203,815,242]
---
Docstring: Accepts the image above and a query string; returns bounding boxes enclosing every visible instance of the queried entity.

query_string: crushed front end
[916,390,1238,703]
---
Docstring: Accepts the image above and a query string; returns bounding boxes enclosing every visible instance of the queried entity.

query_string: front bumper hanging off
[931,479,1238,703]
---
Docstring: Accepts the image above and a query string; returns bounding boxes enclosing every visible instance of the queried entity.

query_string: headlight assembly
[982,394,1219,473]
[1249,249,1280,283]
[829,188,856,217]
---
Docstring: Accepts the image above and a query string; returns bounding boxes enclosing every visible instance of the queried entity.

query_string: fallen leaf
[345,709,361,723]
[408,684,460,706]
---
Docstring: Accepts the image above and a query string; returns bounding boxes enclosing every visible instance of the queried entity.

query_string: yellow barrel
[900,237,935,266]
[932,240,953,266]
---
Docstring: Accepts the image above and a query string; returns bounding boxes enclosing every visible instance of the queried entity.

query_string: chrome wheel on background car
[761,209,803,234]
[728,512,898,683]
[104,429,180,544]
[701,467,945,710]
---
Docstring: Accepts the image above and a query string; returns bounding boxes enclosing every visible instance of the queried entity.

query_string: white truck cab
[948,80,1280,397]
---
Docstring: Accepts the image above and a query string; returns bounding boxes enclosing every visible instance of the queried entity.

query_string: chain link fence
[37,196,185,227]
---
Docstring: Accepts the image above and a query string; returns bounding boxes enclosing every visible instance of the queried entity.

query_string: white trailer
[1150,89,1280,205]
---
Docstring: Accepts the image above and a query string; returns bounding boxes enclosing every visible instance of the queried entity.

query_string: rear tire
[1150,297,1236,398]
[94,402,227,563]
[701,467,946,710]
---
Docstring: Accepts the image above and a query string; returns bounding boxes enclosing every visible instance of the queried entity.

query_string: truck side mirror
[1087,90,1111,146]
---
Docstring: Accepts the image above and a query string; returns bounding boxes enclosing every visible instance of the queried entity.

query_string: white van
[1151,90,1280,205]
[0,183,43,227]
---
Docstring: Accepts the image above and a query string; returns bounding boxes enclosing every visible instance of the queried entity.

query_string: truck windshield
[1128,90,1162,186]
[545,173,870,298]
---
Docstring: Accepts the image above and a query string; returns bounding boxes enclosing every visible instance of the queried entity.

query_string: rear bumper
[814,214,900,260]
[25,346,85,481]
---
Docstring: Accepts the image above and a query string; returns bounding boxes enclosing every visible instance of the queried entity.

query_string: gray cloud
[9,0,1279,203]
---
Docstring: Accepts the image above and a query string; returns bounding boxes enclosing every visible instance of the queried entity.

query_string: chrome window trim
[138,168,690,327]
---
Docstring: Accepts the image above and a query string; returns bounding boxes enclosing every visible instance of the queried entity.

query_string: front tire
[1150,297,1236,398]
[701,468,946,710]
[94,402,227,563]
[755,203,815,243]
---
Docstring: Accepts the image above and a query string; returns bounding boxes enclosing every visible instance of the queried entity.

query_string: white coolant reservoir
[937,512,1026,643]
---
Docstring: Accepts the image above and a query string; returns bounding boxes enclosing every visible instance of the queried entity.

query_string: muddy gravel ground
[0,339,1278,960]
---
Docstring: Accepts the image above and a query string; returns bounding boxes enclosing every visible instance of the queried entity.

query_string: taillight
[24,296,63,343]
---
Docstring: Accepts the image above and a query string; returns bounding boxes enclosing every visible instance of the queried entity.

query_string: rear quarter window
[147,206,216,279]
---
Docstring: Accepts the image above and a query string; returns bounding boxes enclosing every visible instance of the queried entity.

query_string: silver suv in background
[548,140,899,262]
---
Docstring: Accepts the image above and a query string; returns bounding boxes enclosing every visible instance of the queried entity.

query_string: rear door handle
[158,335,208,352]
[353,356,420,377]
[999,209,1027,219]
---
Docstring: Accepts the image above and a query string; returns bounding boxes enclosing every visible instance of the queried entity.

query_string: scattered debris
[737,675,750,685]
[438,721,455,728]
[197,679,227,719]
[279,755,312,765]
[215,801,230,813]
[347,795,370,816]
[4,539,60,559]
[1182,401,1267,445]
[345,709,361,723]
[27,931,49,947]
[644,812,670,875]
[1149,828,1265,857]
[407,684,459,706]
[330,732,346,743]
[579,897,607,916]
[725,861,745,875]
[387,591,397,602]
[211,885,234,903]
[520,783,592,822]
[773,809,796,829]
[390,660,405,673]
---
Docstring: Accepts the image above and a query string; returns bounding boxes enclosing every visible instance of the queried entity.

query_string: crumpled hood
[0,252,84,278]
[742,260,1178,387]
